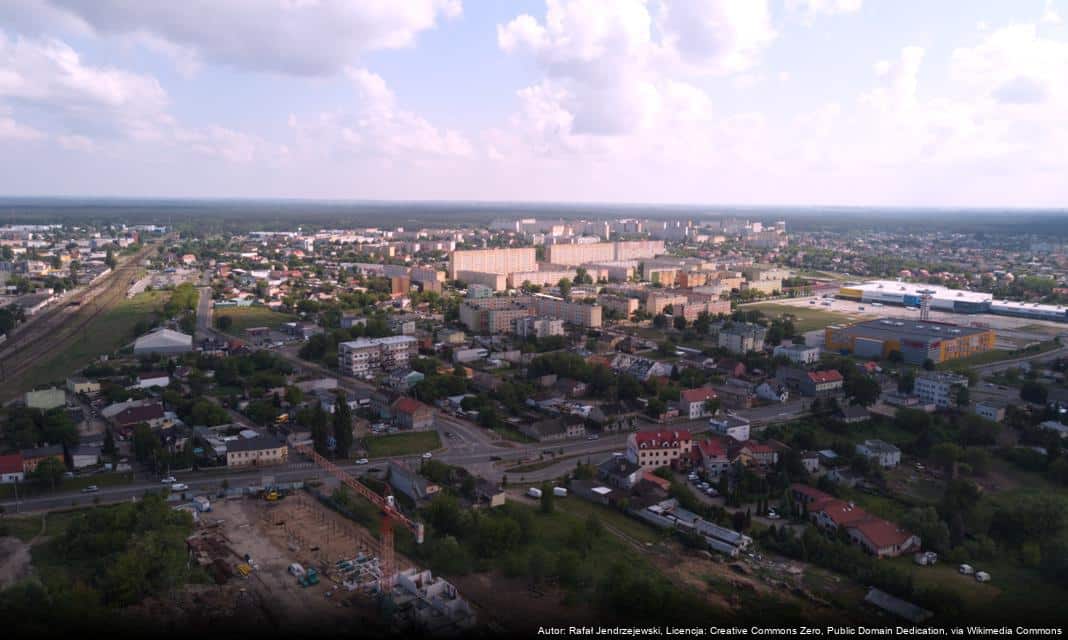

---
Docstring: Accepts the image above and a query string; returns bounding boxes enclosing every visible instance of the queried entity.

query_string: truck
[526,487,542,499]
[552,487,568,497]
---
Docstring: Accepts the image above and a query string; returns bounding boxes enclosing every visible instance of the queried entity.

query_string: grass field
[738,302,847,332]
[554,496,665,544]
[16,290,167,392]
[363,431,442,458]
[938,340,1059,370]
[0,509,84,542]
[214,305,298,332]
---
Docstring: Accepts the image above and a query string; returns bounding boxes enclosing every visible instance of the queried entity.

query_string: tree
[105,249,117,269]
[954,384,970,408]
[897,370,915,394]
[32,457,66,492]
[673,315,687,331]
[311,403,329,456]
[652,313,668,329]
[333,395,353,458]
[846,375,881,407]
[557,278,572,297]
[102,428,116,456]
[931,443,963,474]
[540,482,555,514]
[922,358,935,371]
[1021,380,1049,404]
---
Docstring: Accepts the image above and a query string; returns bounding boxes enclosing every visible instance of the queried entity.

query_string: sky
[0,0,1066,207]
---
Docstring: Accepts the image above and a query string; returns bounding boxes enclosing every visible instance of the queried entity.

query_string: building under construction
[824,318,996,365]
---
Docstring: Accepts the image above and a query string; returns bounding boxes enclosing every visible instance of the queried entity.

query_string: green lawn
[363,431,442,458]
[15,290,167,393]
[0,509,83,542]
[737,302,847,332]
[214,305,298,332]
[554,496,664,544]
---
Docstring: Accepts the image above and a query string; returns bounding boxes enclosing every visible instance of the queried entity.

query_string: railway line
[0,241,159,396]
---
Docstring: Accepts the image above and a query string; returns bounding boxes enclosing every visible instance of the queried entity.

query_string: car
[586,435,600,441]
[767,510,781,520]
[444,431,454,438]
[161,476,177,484]
[82,485,99,493]
[422,452,433,460]
[170,483,189,491]
[809,300,816,304]
[355,458,369,465]
[705,488,718,496]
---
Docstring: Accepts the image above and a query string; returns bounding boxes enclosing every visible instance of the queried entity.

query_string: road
[973,344,1068,375]
[196,285,213,339]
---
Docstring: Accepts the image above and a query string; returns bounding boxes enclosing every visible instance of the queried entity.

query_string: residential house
[974,400,1006,423]
[66,376,101,396]
[693,438,731,476]
[111,402,166,430]
[388,461,440,503]
[20,445,64,473]
[136,371,170,389]
[386,369,425,391]
[626,429,693,470]
[856,439,901,468]
[677,386,719,420]
[755,382,789,403]
[800,451,820,474]
[714,379,755,410]
[225,436,288,468]
[837,405,871,424]
[803,370,845,397]
[708,415,751,442]
[0,454,25,483]
[392,397,436,431]
[717,322,767,354]
[520,416,586,442]
[598,456,643,490]
[587,402,641,434]
[773,343,821,365]
[792,484,920,558]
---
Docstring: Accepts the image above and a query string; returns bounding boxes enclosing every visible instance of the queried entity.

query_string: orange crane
[294,444,425,592]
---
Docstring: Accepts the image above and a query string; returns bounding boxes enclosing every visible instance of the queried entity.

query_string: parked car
[171,483,189,491]
[355,458,369,465]
[422,452,433,460]
[82,485,99,493]
[162,476,177,484]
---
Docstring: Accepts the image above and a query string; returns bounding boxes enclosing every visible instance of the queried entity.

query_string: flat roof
[831,317,989,342]
[850,280,992,304]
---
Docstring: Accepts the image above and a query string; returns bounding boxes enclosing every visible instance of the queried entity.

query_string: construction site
[177,464,476,636]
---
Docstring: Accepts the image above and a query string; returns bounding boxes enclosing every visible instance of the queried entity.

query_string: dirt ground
[451,570,600,633]
[0,537,32,590]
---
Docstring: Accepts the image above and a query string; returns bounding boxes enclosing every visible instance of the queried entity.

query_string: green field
[0,509,84,542]
[16,290,167,392]
[938,340,1060,370]
[364,431,442,458]
[738,302,848,332]
[214,305,298,332]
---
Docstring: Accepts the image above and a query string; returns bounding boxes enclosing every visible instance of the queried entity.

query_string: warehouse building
[824,318,995,365]
[837,281,992,313]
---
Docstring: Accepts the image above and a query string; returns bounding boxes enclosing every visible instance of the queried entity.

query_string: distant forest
[0,197,1065,236]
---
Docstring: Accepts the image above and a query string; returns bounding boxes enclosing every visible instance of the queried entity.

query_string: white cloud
[657,0,777,74]
[786,0,862,19]
[37,0,462,76]
[289,68,473,160]
[1042,0,1063,24]
[0,110,43,140]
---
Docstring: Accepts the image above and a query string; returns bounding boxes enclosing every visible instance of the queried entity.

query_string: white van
[526,487,543,499]
[975,571,991,583]
[958,563,974,575]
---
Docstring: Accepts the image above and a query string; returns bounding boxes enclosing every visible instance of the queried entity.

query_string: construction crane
[293,444,425,592]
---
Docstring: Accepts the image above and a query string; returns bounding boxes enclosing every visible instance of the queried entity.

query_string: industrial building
[824,318,995,365]
[838,280,1068,322]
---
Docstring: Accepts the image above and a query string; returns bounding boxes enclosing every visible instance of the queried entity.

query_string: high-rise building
[448,247,537,279]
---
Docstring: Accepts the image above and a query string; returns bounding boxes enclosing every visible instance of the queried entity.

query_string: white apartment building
[338,335,418,378]
[915,372,969,408]
[773,343,821,365]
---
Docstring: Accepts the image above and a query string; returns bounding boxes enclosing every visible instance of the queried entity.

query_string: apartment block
[448,247,537,279]
[531,294,602,328]
[915,371,969,407]
[338,335,418,377]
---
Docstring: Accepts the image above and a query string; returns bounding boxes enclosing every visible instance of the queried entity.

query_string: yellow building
[824,318,995,365]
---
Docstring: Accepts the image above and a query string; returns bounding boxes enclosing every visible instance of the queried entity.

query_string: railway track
[0,242,158,393]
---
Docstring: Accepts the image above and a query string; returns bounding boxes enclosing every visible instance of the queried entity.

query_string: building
[626,429,693,470]
[338,335,418,378]
[226,436,288,467]
[531,294,602,328]
[677,386,718,420]
[856,439,901,468]
[545,241,664,266]
[455,270,508,291]
[773,343,821,365]
[838,280,992,314]
[133,327,193,355]
[824,318,995,365]
[802,370,845,397]
[25,387,65,410]
[515,316,565,338]
[448,247,537,280]
[66,376,101,396]
[717,323,766,354]
[519,416,586,442]
[914,371,969,408]
[20,445,64,473]
[974,400,1007,423]
[597,294,640,318]
[388,461,440,502]
[458,297,533,334]
[136,371,170,389]
[708,415,751,442]
[111,402,166,429]
[391,397,435,431]
[0,453,24,483]
[598,456,642,490]
[791,484,920,558]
